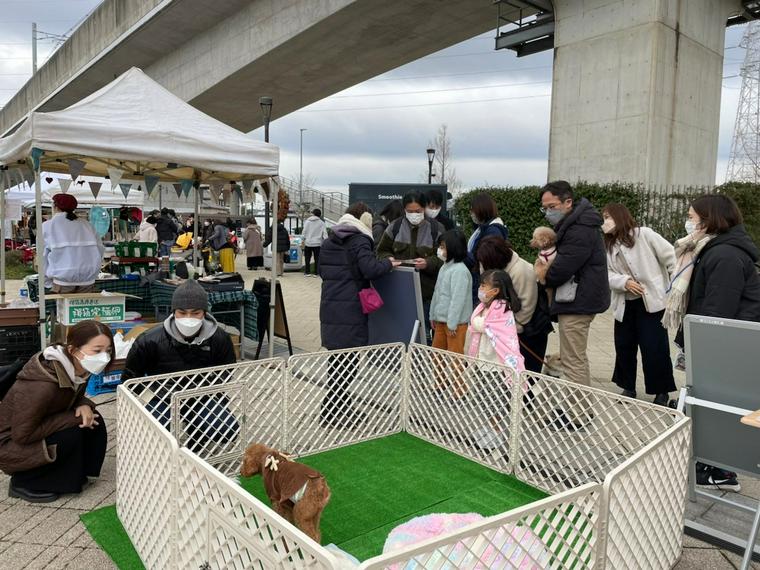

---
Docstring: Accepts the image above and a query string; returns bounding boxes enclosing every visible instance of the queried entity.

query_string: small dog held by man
[240,443,331,543]
[529,226,558,282]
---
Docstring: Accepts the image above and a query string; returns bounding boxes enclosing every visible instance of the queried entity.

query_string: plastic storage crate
[115,241,158,257]
[0,325,40,366]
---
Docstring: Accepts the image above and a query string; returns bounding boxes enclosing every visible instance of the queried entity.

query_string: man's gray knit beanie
[171,279,208,312]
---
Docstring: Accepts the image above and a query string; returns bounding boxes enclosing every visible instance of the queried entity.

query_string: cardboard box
[123,322,162,341]
[48,292,137,326]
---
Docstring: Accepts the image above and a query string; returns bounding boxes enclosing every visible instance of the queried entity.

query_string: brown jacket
[0,351,94,474]
[244,224,263,257]
[261,452,322,507]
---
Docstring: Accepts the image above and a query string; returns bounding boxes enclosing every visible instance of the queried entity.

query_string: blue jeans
[146,395,240,453]
[159,240,174,257]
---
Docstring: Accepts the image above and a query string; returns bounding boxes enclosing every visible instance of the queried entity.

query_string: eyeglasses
[539,201,567,215]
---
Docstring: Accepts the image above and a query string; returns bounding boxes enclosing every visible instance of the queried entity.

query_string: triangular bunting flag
[107,167,123,188]
[22,167,35,187]
[173,183,182,198]
[242,179,254,193]
[3,168,19,188]
[59,178,72,193]
[119,183,132,199]
[181,180,193,199]
[67,159,86,182]
[210,181,223,198]
[89,181,102,199]
[144,175,159,196]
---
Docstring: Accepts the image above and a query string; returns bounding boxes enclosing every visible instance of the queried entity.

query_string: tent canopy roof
[0,67,279,183]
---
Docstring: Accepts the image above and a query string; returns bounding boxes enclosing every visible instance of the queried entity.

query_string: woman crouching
[0,320,112,502]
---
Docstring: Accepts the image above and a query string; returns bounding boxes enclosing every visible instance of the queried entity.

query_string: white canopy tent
[0,67,281,355]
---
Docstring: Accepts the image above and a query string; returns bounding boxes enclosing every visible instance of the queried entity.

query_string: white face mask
[436,248,446,262]
[204,221,210,227]
[601,219,616,234]
[77,351,110,375]
[406,212,424,226]
[477,290,489,303]
[684,220,698,235]
[471,213,480,225]
[175,317,204,337]
[425,207,441,219]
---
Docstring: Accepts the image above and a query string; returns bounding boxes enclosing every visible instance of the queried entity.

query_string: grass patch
[3,250,34,279]
[80,505,145,570]
[81,434,550,568]
[240,433,547,561]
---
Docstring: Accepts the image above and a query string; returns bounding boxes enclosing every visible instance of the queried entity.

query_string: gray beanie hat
[171,279,208,312]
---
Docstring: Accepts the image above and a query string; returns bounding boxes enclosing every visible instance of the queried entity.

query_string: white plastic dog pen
[117,343,691,569]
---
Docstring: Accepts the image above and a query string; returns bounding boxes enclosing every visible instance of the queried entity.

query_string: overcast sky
[0,1,749,194]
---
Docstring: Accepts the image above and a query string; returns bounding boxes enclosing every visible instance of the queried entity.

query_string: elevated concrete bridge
[0,0,749,187]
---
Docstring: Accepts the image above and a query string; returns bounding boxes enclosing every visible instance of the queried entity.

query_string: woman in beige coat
[602,203,676,405]
[243,219,264,270]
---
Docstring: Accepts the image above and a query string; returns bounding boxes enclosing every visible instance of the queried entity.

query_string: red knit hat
[52,193,78,212]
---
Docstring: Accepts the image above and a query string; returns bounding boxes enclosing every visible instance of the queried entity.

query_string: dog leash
[518,338,551,370]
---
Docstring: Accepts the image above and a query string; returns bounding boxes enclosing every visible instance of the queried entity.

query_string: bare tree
[427,124,462,193]
[294,173,319,228]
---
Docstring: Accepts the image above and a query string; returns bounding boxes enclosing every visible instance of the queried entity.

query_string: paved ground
[0,256,757,568]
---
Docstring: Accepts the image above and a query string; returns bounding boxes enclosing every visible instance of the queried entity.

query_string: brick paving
[0,256,757,568]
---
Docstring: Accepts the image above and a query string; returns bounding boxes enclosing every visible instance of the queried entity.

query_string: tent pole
[34,166,46,350]
[0,169,8,305]
[268,178,278,359]
[192,180,199,270]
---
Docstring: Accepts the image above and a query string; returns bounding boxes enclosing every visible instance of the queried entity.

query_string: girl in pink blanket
[467,270,525,373]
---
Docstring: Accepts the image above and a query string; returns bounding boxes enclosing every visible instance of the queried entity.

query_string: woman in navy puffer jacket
[318,203,400,428]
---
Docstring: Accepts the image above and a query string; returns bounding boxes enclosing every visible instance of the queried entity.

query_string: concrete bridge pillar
[548,0,743,186]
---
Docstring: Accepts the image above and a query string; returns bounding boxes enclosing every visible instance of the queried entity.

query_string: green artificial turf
[240,432,547,561]
[80,433,547,568]
[80,505,146,570]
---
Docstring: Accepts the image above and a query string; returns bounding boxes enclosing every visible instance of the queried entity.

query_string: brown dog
[240,443,330,543]
[530,226,558,282]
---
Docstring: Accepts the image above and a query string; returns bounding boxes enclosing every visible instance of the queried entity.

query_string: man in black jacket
[535,181,610,387]
[263,220,291,276]
[121,280,238,450]
[155,208,178,257]
[425,189,456,231]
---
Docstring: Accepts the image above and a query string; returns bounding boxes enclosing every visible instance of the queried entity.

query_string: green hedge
[719,182,760,246]
[453,181,760,261]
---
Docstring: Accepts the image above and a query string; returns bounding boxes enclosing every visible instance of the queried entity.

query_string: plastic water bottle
[9,288,35,308]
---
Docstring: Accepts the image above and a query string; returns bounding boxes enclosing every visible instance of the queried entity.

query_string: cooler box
[86,358,126,396]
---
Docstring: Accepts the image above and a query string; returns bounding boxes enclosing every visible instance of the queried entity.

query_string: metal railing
[278,176,348,224]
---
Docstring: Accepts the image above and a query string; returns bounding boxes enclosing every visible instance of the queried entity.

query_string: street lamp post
[260,96,273,230]
[299,128,307,204]
[259,95,278,359]
[259,96,273,143]
[427,147,436,184]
